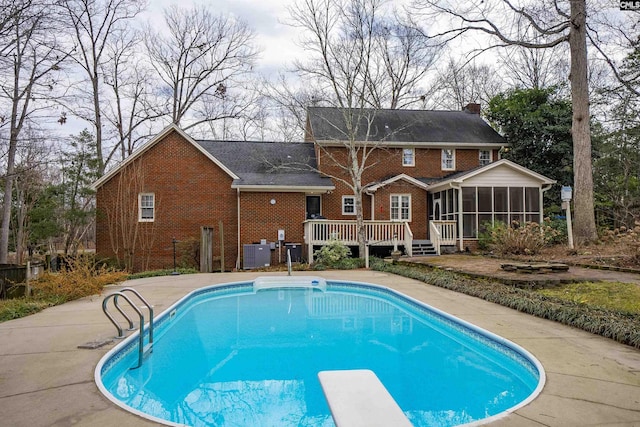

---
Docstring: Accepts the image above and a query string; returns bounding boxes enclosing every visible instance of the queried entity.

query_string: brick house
[93,105,554,272]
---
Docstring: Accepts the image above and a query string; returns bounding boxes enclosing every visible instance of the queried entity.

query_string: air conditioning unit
[243,244,271,269]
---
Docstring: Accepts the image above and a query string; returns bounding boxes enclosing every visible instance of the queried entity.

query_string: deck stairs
[411,240,437,256]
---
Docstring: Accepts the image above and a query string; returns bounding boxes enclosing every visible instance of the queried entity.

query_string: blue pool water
[96,278,544,427]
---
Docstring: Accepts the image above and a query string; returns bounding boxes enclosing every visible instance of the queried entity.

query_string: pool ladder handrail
[102,288,154,369]
[287,248,292,276]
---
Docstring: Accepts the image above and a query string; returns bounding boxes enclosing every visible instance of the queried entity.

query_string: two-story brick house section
[304,105,555,256]
[93,106,554,272]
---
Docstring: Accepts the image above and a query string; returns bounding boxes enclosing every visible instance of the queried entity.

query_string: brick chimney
[463,103,481,114]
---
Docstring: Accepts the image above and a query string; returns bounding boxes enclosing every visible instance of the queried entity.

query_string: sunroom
[426,159,556,252]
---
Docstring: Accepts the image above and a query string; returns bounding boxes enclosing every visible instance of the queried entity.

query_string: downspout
[370,193,375,220]
[236,188,241,270]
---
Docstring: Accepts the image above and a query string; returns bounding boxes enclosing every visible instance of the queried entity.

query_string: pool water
[97,280,544,427]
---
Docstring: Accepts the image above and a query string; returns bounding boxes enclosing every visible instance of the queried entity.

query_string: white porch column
[457,186,464,251]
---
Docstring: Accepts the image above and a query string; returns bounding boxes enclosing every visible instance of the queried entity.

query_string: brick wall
[373,181,429,238]
[317,146,491,182]
[239,192,307,266]
[315,145,491,240]
[96,130,238,272]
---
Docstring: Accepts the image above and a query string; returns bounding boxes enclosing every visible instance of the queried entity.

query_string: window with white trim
[479,150,492,166]
[441,149,455,170]
[342,196,355,215]
[402,148,415,166]
[390,194,411,221]
[139,193,155,222]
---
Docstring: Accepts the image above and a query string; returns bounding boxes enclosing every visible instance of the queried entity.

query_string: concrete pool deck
[0,270,638,426]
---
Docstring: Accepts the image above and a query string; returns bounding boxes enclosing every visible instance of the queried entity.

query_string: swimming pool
[96,277,545,427]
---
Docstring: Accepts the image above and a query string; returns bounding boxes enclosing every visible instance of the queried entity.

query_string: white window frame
[390,194,411,221]
[441,149,455,171]
[479,149,492,166]
[139,193,155,222]
[402,148,415,167]
[342,195,356,215]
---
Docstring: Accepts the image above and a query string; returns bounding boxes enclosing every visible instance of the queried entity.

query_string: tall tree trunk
[0,168,14,263]
[569,0,597,245]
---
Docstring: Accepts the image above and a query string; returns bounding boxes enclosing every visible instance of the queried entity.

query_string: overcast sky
[145,0,302,76]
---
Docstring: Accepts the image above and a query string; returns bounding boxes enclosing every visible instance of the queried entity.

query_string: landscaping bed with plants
[370,258,640,349]
[0,257,198,323]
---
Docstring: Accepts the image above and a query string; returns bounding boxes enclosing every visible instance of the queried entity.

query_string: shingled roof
[306,107,505,145]
[194,139,334,190]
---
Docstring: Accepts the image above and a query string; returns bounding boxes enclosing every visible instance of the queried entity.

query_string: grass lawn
[538,281,640,315]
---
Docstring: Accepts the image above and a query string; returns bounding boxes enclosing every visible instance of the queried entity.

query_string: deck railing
[304,220,413,261]
[430,220,457,250]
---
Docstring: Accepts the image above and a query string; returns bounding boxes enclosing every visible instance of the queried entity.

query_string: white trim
[315,140,506,149]
[91,124,239,190]
[390,194,411,222]
[365,174,428,193]
[342,196,356,215]
[138,193,154,222]
[231,184,335,192]
[402,148,415,167]
[427,159,556,193]
[441,149,455,171]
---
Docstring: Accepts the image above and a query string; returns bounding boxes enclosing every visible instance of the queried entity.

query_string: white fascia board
[426,159,556,192]
[91,124,239,190]
[366,174,429,193]
[232,184,336,193]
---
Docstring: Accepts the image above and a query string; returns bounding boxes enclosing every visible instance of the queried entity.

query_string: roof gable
[365,174,429,193]
[427,159,556,192]
[91,124,238,190]
[307,107,506,146]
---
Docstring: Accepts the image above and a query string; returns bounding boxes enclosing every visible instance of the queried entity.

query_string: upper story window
[479,150,492,166]
[342,196,355,215]
[441,149,455,171]
[390,194,411,221]
[139,193,155,222]
[402,148,415,166]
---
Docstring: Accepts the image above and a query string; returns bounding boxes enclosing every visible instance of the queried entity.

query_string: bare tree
[261,73,328,141]
[498,44,570,91]
[432,57,503,110]
[59,0,145,174]
[10,128,49,264]
[288,0,435,256]
[102,160,156,271]
[102,27,161,162]
[413,0,599,244]
[143,5,258,133]
[0,0,67,263]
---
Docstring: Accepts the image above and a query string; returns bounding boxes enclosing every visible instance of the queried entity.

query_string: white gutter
[231,184,335,192]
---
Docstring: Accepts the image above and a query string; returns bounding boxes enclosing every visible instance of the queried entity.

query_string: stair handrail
[119,287,154,345]
[403,222,413,257]
[429,222,442,256]
[102,292,147,370]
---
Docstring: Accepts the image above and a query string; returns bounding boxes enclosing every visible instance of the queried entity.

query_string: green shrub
[485,219,560,255]
[602,221,640,264]
[0,298,57,322]
[369,259,640,349]
[314,239,352,267]
[127,267,198,280]
[332,257,365,270]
